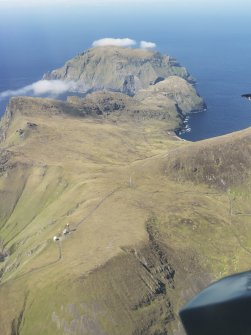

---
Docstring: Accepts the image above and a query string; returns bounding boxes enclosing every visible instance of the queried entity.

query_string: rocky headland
[43,46,205,134]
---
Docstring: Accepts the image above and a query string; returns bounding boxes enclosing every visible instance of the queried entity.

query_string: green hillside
[0,92,251,335]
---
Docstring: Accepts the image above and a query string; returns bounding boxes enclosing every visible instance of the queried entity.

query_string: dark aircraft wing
[180,271,251,335]
[242,93,251,99]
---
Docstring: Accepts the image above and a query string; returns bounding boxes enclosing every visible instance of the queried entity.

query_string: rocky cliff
[43,46,194,96]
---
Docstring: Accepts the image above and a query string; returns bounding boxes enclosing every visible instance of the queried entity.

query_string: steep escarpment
[162,127,251,190]
[43,46,194,96]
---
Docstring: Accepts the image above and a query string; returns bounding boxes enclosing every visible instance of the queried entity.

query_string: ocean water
[0,5,251,141]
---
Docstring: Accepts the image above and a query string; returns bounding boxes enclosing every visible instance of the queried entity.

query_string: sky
[0,0,251,13]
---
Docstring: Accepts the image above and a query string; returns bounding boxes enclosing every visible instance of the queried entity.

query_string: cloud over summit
[92,37,157,49]
[140,41,156,49]
[92,38,136,48]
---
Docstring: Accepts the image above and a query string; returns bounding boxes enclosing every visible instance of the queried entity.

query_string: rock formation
[44,46,194,95]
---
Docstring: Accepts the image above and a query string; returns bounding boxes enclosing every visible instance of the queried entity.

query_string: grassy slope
[0,99,251,334]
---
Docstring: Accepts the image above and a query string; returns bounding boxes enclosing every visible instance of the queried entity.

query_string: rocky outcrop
[43,46,194,95]
[135,76,205,115]
[122,75,141,96]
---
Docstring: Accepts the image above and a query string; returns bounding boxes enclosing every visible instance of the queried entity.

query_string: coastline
[176,105,207,140]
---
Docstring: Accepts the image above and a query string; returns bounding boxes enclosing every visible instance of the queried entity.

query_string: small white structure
[53,236,60,242]
[63,224,70,235]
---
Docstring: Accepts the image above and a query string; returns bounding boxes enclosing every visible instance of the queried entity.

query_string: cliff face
[43,46,194,95]
[135,76,205,114]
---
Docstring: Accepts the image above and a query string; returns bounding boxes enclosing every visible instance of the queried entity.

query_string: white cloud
[140,41,156,49]
[92,38,136,48]
[0,80,78,100]
[92,38,157,49]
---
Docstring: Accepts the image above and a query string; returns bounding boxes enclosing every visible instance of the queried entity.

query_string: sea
[0,4,251,141]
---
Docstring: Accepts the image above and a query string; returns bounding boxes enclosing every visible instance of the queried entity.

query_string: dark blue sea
[0,4,251,141]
